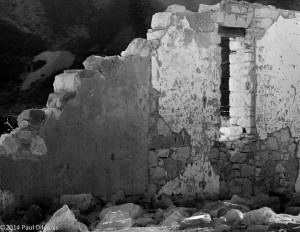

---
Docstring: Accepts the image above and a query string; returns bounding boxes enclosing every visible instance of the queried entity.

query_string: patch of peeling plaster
[256,15,300,140]
[151,12,220,197]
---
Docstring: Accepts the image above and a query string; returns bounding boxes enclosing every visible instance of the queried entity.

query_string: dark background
[0,0,299,133]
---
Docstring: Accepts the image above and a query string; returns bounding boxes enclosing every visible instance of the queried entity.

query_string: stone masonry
[0,0,300,205]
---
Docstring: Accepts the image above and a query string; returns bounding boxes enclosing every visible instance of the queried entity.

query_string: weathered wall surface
[0,55,150,202]
[256,14,300,140]
[148,5,221,198]
[255,12,300,192]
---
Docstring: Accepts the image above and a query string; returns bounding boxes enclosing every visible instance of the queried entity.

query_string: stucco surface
[256,15,300,140]
[151,10,221,198]
[0,56,150,202]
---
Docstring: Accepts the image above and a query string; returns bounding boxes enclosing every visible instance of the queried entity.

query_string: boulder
[224,209,243,226]
[17,109,45,129]
[60,193,93,212]
[43,205,88,232]
[179,212,211,230]
[95,210,133,231]
[99,203,143,220]
[243,207,277,227]
[160,210,186,228]
[202,200,250,218]
[163,207,191,220]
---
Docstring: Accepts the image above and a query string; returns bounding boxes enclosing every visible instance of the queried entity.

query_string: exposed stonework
[210,128,298,198]
[1,0,300,205]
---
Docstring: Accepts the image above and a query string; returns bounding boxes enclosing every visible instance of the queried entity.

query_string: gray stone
[230,149,247,163]
[17,109,46,128]
[43,205,88,232]
[288,143,296,155]
[157,149,169,158]
[161,210,186,228]
[149,151,157,167]
[266,137,279,150]
[96,210,133,230]
[157,118,171,137]
[224,209,243,226]
[243,207,277,227]
[99,203,143,220]
[152,167,165,180]
[171,147,191,162]
[241,164,255,177]
[179,212,211,229]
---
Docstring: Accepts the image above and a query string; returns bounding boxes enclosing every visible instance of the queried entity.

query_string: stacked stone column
[229,37,256,140]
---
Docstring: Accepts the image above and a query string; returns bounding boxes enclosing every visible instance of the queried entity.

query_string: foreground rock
[179,212,211,230]
[43,205,88,232]
[95,210,133,231]
[99,203,143,220]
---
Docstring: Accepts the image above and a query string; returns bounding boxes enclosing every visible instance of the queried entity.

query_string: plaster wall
[256,15,300,140]
[149,7,221,198]
[0,56,150,202]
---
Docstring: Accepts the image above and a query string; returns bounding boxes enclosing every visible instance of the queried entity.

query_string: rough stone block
[147,29,166,41]
[54,72,81,93]
[152,167,165,180]
[149,151,157,167]
[151,12,173,29]
[255,8,279,19]
[265,137,279,150]
[198,4,220,13]
[229,126,243,137]
[240,164,255,177]
[171,147,191,162]
[157,118,171,137]
[30,136,47,156]
[211,11,225,23]
[230,150,247,163]
[0,133,20,154]
[230,92,253,108]
[157,149,169,158]
[167,5,186,13]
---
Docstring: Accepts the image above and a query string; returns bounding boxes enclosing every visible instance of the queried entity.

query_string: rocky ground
[2,191,300,232]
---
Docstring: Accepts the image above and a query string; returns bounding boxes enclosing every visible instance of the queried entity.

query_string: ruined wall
[147,5,221,199]
[204,1,300,197]
[255,11,300,193]
[256,13,300,139]
[0,55,150,203]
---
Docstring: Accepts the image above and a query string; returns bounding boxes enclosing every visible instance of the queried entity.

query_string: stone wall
[1,0,300,204]
[0,55,151,203]
[148,5,221,199]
